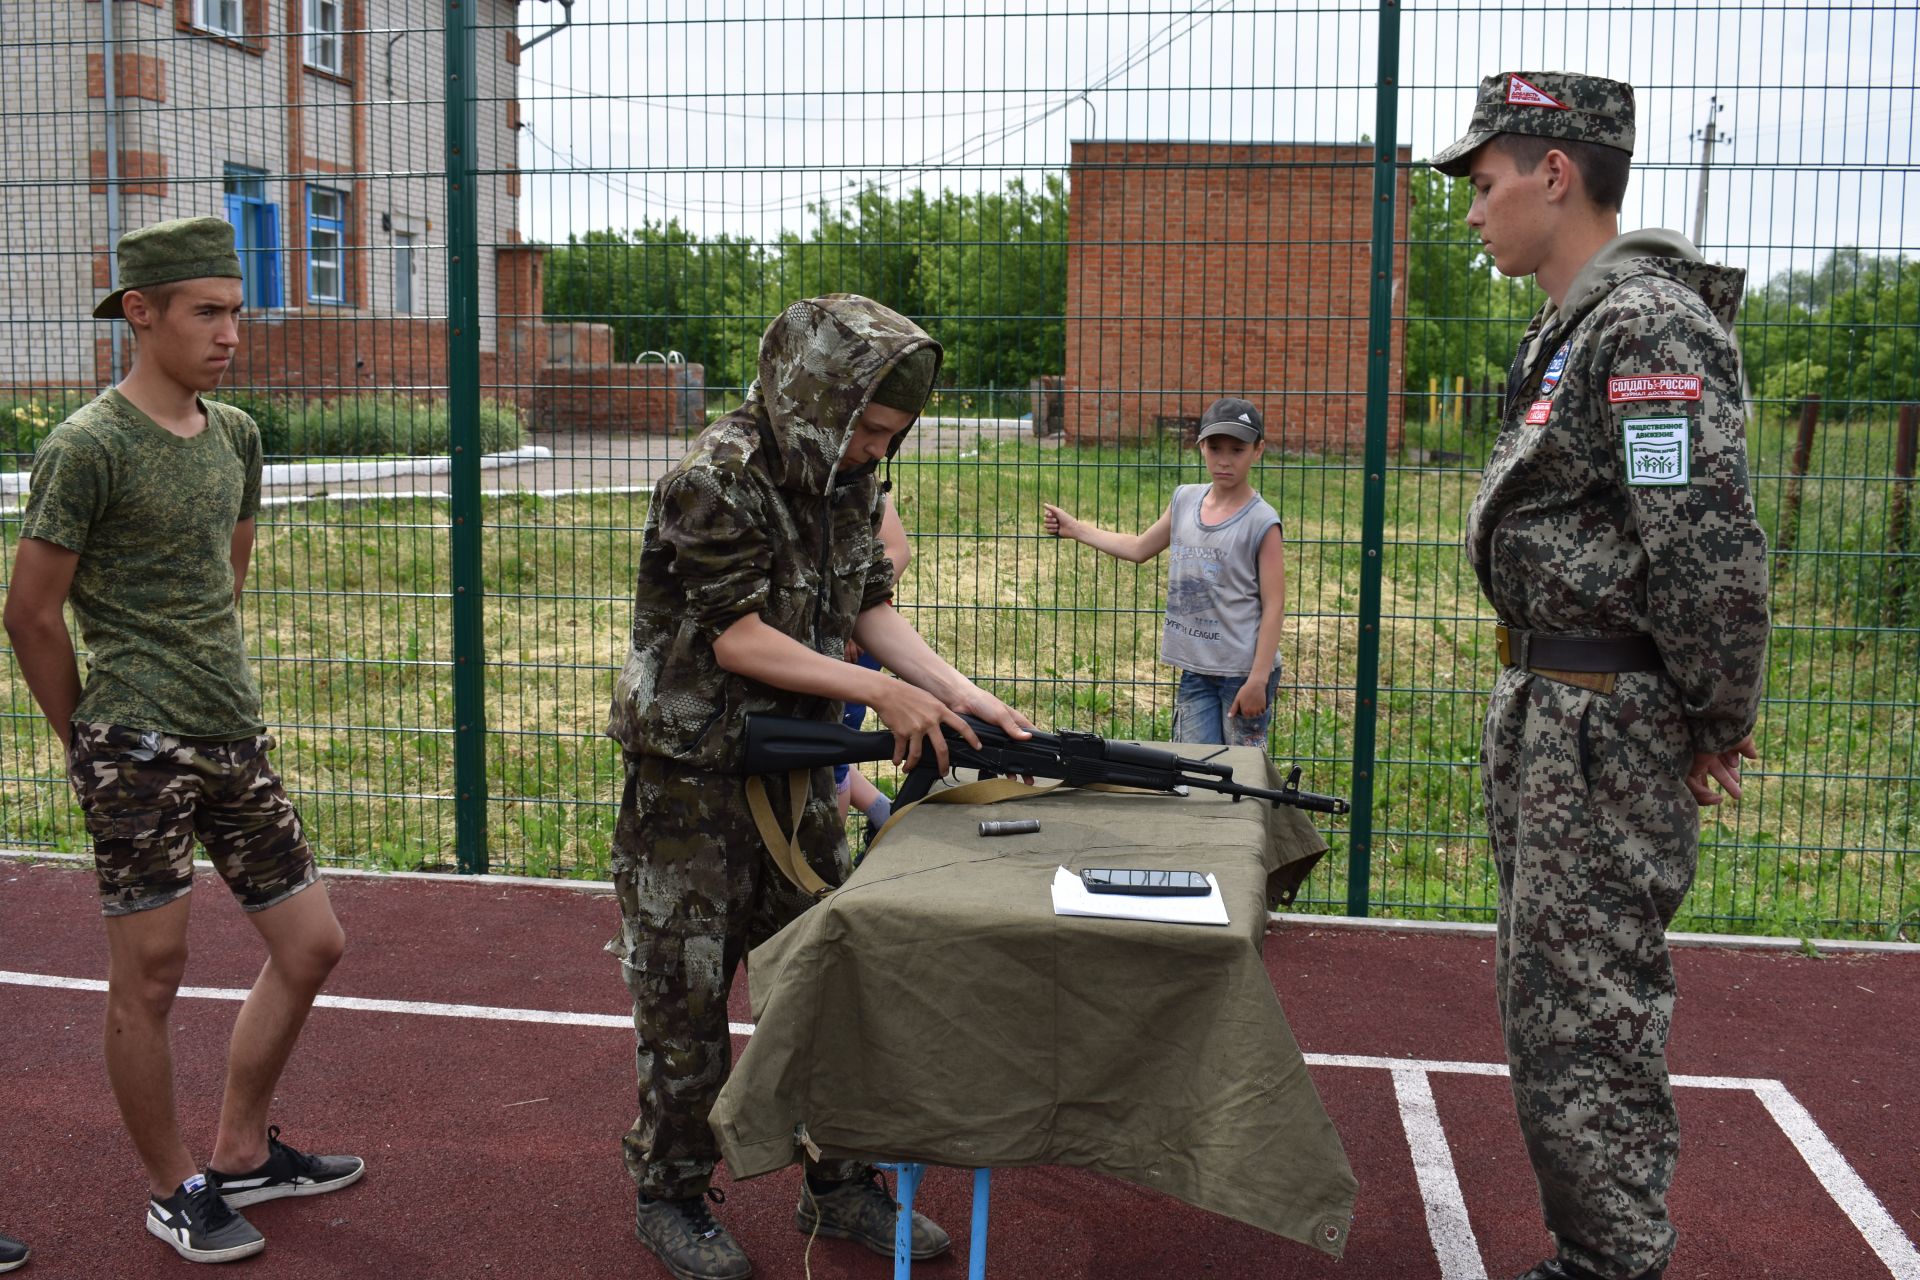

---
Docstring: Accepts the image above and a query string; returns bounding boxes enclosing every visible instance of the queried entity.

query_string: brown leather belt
[1495,624,1664,694]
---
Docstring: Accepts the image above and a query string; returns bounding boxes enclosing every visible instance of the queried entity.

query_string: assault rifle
[741,715,1350,815]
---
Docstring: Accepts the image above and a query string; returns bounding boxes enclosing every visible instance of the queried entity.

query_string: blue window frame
[224,164,282,310]
[307,185,347,304]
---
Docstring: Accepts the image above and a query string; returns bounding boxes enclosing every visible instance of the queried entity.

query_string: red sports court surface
[2,855,1915,1280]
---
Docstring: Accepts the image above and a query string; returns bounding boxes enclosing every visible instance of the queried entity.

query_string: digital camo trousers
[1482,669,1699,1280]
[607,752,856,1199]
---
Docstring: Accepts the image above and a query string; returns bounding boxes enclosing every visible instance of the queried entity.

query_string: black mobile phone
[1079,868,1210,897]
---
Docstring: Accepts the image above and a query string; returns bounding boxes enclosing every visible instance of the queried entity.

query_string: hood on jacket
[1522,229,1746,372]
[739,294,944,496]
[1562,228,1746,329]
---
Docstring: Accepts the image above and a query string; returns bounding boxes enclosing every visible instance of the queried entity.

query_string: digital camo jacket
[1467,230,1770,753]
[605,294,942,769]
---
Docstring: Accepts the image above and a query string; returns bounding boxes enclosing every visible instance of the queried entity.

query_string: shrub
[285,395,524,457]
[475,398,526,453]
[0,392,92,462]
[209,389,297,456]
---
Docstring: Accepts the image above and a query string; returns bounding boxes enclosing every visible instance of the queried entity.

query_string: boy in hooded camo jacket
[604,294,1032,1280]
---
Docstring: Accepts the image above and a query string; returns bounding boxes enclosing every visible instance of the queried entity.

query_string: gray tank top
[1161,484,1283,676]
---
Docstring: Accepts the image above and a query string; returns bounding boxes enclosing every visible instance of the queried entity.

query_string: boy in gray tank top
[1043,397,1286,745]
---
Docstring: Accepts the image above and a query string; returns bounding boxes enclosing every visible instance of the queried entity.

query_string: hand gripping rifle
[741,714,1351,816]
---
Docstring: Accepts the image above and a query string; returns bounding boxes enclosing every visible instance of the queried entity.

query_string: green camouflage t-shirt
[21,389,264,739]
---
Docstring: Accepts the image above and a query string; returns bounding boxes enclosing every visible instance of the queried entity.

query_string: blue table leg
[889,1162,926,1280]
[880,1163,991,1278]
[968,1167,991,1279]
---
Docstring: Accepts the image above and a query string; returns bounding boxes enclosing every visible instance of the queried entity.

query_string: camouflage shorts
[68,721,316,918]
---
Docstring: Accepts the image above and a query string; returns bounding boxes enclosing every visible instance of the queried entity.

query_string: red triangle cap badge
[1506,74,1568,109]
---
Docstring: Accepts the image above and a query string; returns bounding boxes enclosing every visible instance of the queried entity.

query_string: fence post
[1889,405,1918,622]
[443,0,490,873]
[1349,0,1401,917]
[1773,394,1820,572]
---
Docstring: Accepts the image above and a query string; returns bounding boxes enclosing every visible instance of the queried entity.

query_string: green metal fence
[2,1,1914,938]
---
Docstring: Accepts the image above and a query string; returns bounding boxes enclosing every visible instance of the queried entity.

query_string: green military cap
[94,216,244,319]
[1430,72,1635,177]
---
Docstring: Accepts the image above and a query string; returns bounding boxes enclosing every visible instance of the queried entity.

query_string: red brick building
[1065,140,1410,453]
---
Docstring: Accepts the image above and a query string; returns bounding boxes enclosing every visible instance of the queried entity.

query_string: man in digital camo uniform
[5,218,363,1264]
[605,294,1033,1280]
[1430,75,1771,1280]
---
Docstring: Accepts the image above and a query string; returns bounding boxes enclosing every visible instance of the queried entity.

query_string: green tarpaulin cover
[711,746,1359,1257]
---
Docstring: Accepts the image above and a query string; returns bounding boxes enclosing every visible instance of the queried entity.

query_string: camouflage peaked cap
[1430,72,1635,177]
[95,216,244,319]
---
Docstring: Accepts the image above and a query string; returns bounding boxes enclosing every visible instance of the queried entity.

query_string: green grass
[2,420,1915,939]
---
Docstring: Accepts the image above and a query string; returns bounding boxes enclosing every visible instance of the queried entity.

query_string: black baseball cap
[1196,397,1264,443]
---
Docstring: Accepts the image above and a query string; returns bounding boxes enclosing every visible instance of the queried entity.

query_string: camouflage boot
[795,1167,951,1259]
[1516,1260,1662,1280]
[634,1189,751,1280]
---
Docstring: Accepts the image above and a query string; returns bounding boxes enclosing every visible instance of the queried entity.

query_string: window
[193,0,244,39]
[307,186,347,304]
[224,165,265,202]
[304,0,342,75]
[393,233,417,314]
[225,164,282,309]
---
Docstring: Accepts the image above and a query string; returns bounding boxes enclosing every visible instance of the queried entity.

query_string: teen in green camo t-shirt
[4,216,361,1265]
[21,388,265,739]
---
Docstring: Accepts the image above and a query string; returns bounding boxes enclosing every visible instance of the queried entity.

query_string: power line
[521,0,1242,222]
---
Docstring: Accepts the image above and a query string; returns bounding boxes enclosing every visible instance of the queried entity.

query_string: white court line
[0,968,756,1037]
[1306,1051,1776,1092]
[6,967,1916,1277]
[1392,1068,1488,1280]
[1751,1080,1920,1280]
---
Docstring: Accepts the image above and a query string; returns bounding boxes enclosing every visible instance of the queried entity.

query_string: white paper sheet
[1050,865,1230,927]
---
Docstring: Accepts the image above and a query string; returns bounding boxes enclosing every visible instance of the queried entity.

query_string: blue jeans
[1172,667,1282,747]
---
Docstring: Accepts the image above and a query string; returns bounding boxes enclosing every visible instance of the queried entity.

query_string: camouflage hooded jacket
[605,295,942,769]
[1467,230,1770,754]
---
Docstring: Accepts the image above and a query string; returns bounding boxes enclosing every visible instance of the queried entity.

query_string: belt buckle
[1495,624,1512,667]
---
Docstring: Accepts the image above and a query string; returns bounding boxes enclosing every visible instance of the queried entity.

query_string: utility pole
[1691,96,1730,247]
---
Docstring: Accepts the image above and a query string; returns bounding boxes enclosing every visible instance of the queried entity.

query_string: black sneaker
[634,1189,752,1280]
[146,1179,265,1264]
[0,1231,27,1273]
[796,1167,951,1260]
[206,1126,365,1207]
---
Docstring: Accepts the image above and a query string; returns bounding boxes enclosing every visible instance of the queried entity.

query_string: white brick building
[0,0,536,392]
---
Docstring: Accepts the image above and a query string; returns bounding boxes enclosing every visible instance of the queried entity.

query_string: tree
[1737,250,1918,418]
[542,221,772,391]
[1401,169,1537,428]
[915,177,1068,395]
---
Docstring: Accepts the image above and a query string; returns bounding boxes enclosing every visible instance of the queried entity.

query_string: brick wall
[543,323,617,365]
[1064,141,1410,453]
[86,52,166,101]
[530,363,707,434]
[223,312,448,397]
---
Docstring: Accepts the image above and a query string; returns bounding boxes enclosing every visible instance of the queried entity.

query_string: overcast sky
[514,1,1917,287]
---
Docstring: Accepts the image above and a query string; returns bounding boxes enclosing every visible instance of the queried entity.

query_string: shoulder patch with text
[1622,417,1690,486]
[1525,400,1553,426]
[1609,375,1702,403]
